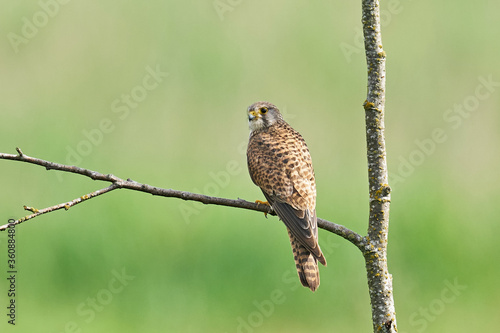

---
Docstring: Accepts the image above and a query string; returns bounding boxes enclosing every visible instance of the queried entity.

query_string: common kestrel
[246,101,326,292]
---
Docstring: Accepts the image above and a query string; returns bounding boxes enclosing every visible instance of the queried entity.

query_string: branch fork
[0,148,361,250]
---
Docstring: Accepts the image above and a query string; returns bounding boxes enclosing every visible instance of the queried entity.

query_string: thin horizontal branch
[0,148,365,248]
[7,184,120,228]
[317,217,365,250]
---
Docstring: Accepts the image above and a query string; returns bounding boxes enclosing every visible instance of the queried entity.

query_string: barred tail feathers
[288,229,320,291]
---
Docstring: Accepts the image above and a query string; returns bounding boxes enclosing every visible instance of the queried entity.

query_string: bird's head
[247,101,283,132]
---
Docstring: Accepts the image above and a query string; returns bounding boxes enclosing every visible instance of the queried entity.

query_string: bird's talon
[255,200,270,217]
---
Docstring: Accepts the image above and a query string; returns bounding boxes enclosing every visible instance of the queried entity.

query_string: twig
[0,148,365,249]
[361,0,396,332]
[5,185,120,229]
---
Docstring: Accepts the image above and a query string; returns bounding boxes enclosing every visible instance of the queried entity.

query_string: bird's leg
[255,200,271,218]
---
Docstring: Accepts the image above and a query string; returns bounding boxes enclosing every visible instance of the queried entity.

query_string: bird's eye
[260,107,268,114]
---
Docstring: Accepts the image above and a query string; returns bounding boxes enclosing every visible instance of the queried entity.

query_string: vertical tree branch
[361,0,397,332]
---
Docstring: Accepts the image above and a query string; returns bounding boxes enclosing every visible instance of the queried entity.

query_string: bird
[246,101,326,291]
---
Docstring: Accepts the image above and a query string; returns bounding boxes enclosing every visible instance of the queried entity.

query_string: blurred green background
[1,1,499,332]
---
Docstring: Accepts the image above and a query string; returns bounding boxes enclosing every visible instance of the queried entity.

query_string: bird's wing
[262,191,325,265]
[247,122,325,264]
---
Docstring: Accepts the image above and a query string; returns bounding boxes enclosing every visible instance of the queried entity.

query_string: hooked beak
[248,110,258,121]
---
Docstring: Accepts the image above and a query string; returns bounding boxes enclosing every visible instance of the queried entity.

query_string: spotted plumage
[246,101,326,291]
